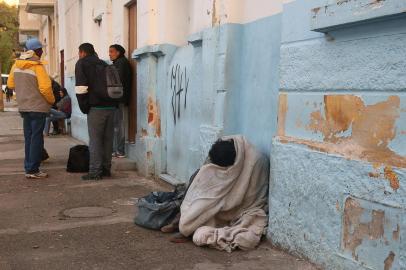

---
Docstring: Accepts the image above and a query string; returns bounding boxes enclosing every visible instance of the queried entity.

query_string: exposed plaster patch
[384,166,399,191]
[147,96,161,137]
[367,165,399,191]
[279,95,404,168]
[343,197,385,260]
[277,94,288,137]
[384,251,395,270]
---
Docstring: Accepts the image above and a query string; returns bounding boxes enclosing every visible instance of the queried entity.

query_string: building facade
[18,0,60,80]
[57,0,406,269]
[270,1,406,269]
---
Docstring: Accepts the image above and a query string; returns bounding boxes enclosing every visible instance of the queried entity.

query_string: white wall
[112,0,130,52]
[136,0,283,47]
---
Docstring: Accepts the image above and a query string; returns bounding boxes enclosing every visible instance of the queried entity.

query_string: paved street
[0,101,319,270]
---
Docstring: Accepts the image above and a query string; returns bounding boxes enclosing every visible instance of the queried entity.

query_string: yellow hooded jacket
[7,51,55,113]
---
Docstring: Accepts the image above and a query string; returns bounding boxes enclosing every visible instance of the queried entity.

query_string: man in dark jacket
[109,44,132,158]
[75,43,117,180]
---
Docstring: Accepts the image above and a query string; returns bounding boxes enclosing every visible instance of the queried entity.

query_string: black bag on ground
[134,185,186,230]
[66,145,89,173]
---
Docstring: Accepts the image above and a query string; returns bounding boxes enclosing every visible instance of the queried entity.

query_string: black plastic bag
[134,185,186,230]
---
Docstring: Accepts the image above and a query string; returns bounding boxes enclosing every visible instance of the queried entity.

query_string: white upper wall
[136,0,283,47]
[58,0,283,74]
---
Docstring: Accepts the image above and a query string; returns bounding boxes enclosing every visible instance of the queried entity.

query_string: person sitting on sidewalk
[44,88,71,136]
[7,38,55,179]
[49,78,63,135]
[5,87,13,102]
[166,136,269,252]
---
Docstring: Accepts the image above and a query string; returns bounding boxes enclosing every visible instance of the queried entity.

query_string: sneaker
[116,153,126,158]
[81,173,102,181]
[25,171,48,179]
[102,169,111,177]
[112,152,117,158]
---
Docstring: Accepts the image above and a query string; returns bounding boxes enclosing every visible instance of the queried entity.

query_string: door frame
[127,1,137,143]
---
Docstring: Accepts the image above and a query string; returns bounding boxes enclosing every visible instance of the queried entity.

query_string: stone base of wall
[268,139,405,270]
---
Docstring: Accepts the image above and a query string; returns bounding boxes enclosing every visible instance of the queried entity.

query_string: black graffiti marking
[171,64,189,125]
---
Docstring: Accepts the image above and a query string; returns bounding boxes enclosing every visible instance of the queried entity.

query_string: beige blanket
[179,135,269,252]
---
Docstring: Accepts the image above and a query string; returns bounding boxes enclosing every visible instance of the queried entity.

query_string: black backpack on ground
[67,145,89,173]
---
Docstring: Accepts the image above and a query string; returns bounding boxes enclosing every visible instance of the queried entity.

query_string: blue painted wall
[269,0,406,269]
[65,76,89,144]
[132,15,282,182]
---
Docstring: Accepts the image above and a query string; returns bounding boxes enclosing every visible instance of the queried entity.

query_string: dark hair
[61,87,68,97]
[209,139,236,167]
[110,44,126,57]
[79,43,96,56]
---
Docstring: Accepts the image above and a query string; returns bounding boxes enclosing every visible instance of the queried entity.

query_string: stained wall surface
[269,0,406,269]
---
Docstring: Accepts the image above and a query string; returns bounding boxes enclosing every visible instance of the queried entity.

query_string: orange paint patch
[384,166,399,191]
[147,96,161,137]
[368,172,380,178]
[384,251,395,270]
[288,95,406,168]
[277,93,288,136]
[343,198,385,260]
[367,165,400,191]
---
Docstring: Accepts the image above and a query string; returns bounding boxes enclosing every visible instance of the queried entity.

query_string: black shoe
[81,173,102,181]
[102,169,111,177]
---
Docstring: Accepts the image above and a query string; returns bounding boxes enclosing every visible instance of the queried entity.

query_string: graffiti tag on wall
[170,64,189,125]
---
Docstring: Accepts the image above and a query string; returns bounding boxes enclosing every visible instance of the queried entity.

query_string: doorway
[127,1,137,143]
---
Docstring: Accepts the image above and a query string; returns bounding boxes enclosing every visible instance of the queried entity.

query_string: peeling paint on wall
[340,196,401,269]
[277,94,405,169]
[368,165,400,191]
[384,251,395,270]
[343,197,385,260]
[147,96,161,137]
[277,93,288,137]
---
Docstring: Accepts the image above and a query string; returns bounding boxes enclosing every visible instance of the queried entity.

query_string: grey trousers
[87,108,115,175]
[113,104,125,155]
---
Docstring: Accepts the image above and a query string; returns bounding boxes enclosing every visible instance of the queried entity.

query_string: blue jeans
[21,112,47,174]
[44,109,67,134]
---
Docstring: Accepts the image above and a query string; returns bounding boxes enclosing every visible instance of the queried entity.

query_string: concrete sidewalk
[0,107,319,270]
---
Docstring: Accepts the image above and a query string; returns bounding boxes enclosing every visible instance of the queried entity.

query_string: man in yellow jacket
[7,38,55,179]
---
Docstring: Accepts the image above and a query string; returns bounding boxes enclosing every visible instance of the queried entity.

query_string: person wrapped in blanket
[162,135,269,252]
